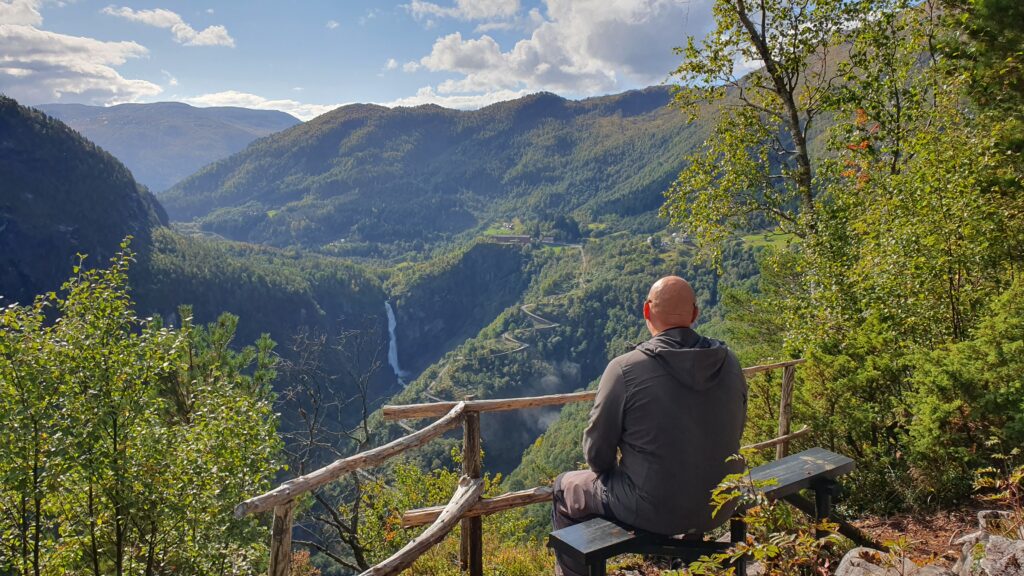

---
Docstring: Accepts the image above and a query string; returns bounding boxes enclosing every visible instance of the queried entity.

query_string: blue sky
[0,0,716,120]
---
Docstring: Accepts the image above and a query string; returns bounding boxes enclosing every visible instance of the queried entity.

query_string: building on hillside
[489,235,532,245]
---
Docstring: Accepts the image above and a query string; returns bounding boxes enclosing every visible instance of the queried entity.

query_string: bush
[0,243,281,575]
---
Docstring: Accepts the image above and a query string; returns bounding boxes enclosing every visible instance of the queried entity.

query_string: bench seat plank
[547,448,856,575]
[750,447,855,501]
[549,518,636,558]
[548,519,732,563]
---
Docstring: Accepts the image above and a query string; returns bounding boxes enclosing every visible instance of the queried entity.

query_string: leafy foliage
[663,0,853,261]
[662,0,1024,513]
[0,245,280,575]
[686,458,844,576]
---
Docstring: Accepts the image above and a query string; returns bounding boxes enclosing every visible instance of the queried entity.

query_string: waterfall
[385,301,408,386]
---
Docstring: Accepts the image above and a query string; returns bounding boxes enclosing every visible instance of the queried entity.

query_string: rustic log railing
[237,358,806,576]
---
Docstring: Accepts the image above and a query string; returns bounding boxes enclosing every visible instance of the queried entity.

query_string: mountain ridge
[37,101,300,192]
[159,86,701,253]
[0,95,168,304]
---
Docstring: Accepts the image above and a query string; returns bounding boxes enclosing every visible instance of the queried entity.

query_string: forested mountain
[38,101,300,192]
[160,87,705,251]
[0,96,396,426]
[0,96,168,305]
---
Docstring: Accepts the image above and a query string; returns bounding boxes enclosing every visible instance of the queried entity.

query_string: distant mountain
[160,87,707,250]
[0,96,397,419]
[0,95,168,304]
[37,102,300,192]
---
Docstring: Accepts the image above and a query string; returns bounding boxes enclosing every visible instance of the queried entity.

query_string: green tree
[663,0,856,258]
[0,244,281,575]
[663,0,1024,511]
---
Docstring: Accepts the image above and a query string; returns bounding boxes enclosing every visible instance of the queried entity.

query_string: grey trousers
[551,470,612,576]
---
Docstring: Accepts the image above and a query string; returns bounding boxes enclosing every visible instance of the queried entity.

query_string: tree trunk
[733,0,816,228]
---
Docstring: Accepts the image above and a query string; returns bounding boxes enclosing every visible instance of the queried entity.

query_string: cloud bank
[0,0,161,104]
[406,0,713,104]
[182,90,344,121]
[407,0,521,21]
[102,5,235,47]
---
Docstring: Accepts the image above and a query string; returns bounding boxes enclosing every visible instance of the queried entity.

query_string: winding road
[414,241,587,404]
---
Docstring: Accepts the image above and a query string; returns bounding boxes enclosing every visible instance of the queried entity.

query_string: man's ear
[691,304,700,325]
[643,301,651,321]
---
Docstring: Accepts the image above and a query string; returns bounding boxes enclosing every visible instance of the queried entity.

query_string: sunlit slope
[161,87,707,248]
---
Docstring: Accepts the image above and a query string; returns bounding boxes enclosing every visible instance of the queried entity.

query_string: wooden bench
[546,447,856,576]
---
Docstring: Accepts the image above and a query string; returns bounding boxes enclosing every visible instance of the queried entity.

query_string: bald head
[643,276,699,335]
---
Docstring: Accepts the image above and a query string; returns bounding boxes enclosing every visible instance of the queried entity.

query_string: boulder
[837,547,956,576]
[954,529,1024,576]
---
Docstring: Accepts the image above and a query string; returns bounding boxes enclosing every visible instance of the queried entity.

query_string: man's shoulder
[608,348,654,372]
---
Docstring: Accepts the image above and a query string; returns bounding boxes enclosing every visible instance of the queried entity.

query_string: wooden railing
[236,358,806,576]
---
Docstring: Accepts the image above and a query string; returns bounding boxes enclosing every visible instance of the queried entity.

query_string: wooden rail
[241,358,806,576]
[236,402,467,520]
[403,486,555,528]
[381,360,805,422]
[399,425,813,528]
[360,476,484,576]
[382,390,597,421]
[741,358,806,376]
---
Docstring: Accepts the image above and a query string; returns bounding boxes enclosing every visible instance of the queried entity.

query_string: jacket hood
[635,327,730,391]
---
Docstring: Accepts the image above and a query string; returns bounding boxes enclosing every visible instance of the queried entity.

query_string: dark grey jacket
[582,327,747,535]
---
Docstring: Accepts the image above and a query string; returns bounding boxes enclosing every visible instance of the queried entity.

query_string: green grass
[741,232,796,249]
[481,220,528,236]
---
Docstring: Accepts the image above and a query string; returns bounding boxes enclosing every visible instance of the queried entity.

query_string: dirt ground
[851,504,983,565]
[604,503,987,575]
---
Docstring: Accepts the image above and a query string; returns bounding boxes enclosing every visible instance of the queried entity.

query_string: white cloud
[402,61,421,73]
[102,5,235,47]
[0,0,42,25]
[0,1,161,105]
[407,0,519,21]
[473,21,514,32]
[409,0,713,99]
[161,69,178,86]
[421,32,505,73]
[384,58,398,71]
[358,8,380,25]
[381,86,530,109]
[326,19,339,29]
[182,90,343,121]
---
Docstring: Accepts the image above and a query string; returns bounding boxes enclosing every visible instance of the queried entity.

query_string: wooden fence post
[460,412,483,576]
[776,365,796,460]
[269,500,295,576]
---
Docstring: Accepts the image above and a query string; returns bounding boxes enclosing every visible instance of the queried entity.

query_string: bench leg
[813,479,836,539]
[730,518,747,576]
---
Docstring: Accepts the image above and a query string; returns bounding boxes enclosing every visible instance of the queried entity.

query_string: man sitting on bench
[552,276,748,576]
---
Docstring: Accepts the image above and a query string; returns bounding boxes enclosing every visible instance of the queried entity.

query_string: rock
[837,547,918,575]
[954,529,1024,576]
[978,511,1015,533]
[837,547,956,576]
[917,565,957,574]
